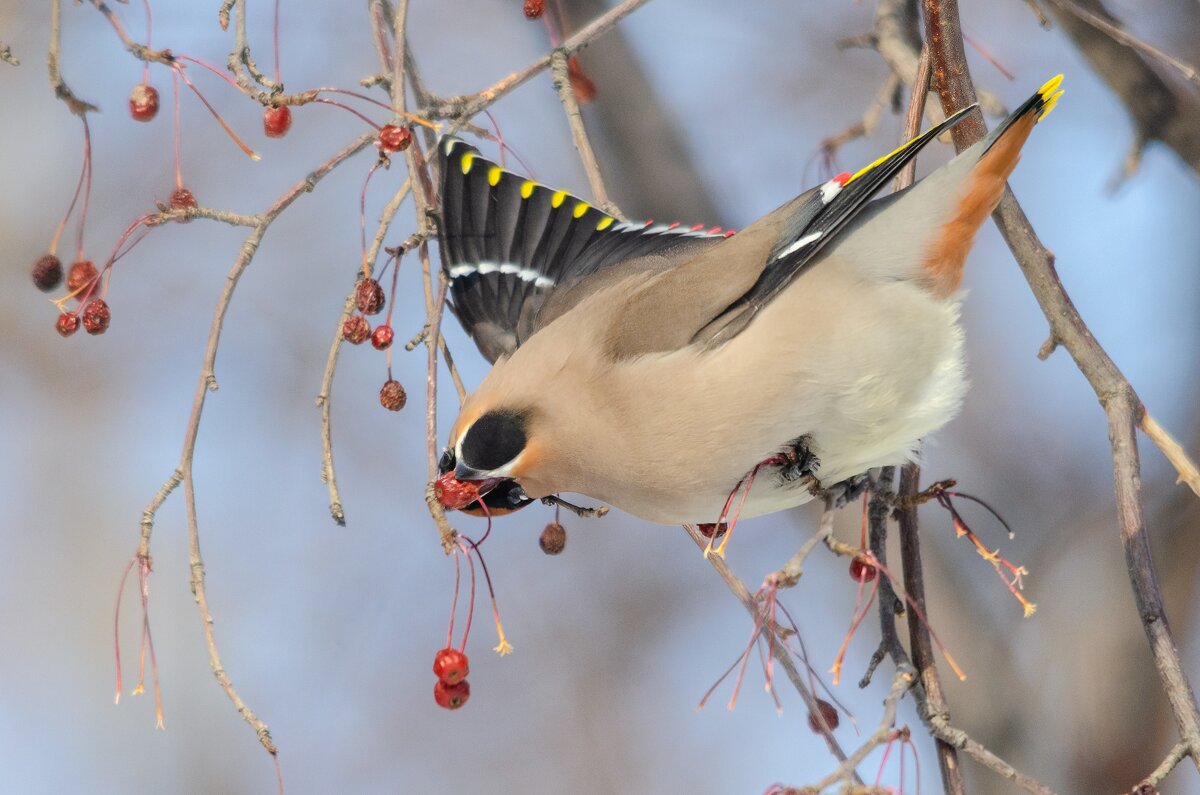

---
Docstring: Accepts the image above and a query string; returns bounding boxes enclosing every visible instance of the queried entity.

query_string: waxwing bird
[434,76,1064,531]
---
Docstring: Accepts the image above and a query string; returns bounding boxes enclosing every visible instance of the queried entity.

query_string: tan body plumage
[438,77,1063,525]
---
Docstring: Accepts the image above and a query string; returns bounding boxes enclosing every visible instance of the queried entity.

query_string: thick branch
[923,0,1200,771]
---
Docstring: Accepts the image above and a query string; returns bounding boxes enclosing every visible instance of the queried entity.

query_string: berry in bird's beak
[434,471,505,511]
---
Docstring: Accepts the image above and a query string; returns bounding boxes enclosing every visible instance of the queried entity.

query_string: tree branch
[923,0,1200,773]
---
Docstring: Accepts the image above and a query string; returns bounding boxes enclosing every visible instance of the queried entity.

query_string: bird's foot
[778,435,821,483]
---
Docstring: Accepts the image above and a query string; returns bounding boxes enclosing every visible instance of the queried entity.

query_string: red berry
[66,260,99,295]
[697,522,727,539]
[56,313,80,338]
[378,124,412,153]
[129,84,159,122]
[807,698,840,733]
[379,379,407,411]
[433,679,470,710]
[32,254,63,292]
[433,647,470,685]
[849,556,877,583]
[539,521,566,555]
[342,315,371,345]
[170,188,198,210]
[371,325,394,350]
[355,278,386,315]
[263,105,292,138]
[82,298,111,335]
[523,0,544,18]
[434,471,482,511]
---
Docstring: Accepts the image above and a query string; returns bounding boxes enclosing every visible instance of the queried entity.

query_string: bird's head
[436,407,541,516]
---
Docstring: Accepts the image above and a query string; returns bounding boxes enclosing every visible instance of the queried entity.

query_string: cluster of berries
[432,647,471,710]
[33,256,110,337]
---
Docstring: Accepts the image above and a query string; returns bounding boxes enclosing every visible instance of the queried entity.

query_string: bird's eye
[438,448,455,474]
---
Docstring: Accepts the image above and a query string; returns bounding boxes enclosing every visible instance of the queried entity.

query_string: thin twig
[456,0,652,118]
[681,525,863,786]
[1135,740,1193,792]
[1140,412,1200,498]
[549,49,621,217]
[803,668,916,792]
[48,0,99,116]
[135,135,374,778]
[1044,0,1200,85]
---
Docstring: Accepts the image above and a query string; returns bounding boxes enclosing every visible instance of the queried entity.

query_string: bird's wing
[691,76,1064,347]
[437,137,728,363]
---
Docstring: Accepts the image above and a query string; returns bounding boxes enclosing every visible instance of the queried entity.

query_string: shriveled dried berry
[355,278,386,315]
[849,556,877,583]
[433,648,470,685]
[433,679,470,710]
[523,0,545,18]
[539,521,566,555]
[263,105,292,138]
[170,188,198,210]
[697,522,727,539]
[378,124,412,153]
[371,324,394,350]
[32,254,63,292]
[67,260,99,295]
[807,698,839,733]
[56,313,80,338]
[342,315,371,345]
[82,298,111,335]
[379,379,407,411]
[129,84,160,122]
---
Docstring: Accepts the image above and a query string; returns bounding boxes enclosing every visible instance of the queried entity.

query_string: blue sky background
[1,1,1198,793]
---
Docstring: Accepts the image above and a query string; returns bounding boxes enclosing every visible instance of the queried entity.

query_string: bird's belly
[581,272,966,526]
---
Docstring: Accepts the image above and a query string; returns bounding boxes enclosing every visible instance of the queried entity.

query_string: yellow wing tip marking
[596,216,615,231]
[572,201,590,219]
[551,190,567,208]
[487,165,503,186]
[520,180,536,199]
[460,152,476,175]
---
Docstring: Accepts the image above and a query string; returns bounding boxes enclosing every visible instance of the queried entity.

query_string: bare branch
[1043,0,1200,178]
[1046,0,1200,86]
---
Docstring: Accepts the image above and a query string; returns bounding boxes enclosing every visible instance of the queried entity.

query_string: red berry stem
[359,161,384,273]
[113,553,138,705]
[48,117,93,256]
[309,96,383,129]
[445,546,462,650]
[172,62,260,160]
[172,69,184,191]
[74,116,95,261]
[459,528,512,655]
[457,541,477,653]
